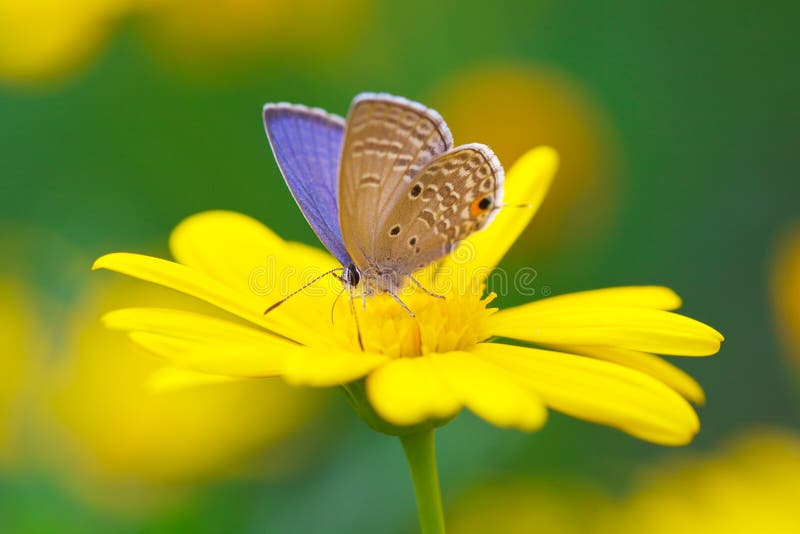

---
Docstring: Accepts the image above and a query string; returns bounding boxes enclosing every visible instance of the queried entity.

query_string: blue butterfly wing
[263,103,351,266]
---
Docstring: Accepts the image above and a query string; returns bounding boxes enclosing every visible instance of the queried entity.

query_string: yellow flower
[0,277,41,468]
[771,225,800,376]
[93,147,722,446]
[0,0,129,86]
[448,481,607,534]
[0,0,367,86]
[447,429,800,534]
[41,278,323,510]
[140,0,369,71]
[609,429,800,534]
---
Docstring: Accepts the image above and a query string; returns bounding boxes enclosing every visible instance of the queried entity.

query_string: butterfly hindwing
[372,143,505,273]
[263,103,351,265]
[338,93,454,269]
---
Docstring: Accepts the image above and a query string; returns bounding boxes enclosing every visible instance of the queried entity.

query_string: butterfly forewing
[263,103,351,265]
[372,143,505,274]
[338,93,453,268]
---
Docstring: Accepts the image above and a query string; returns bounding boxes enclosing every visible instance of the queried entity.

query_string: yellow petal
[554,345,706,405]
[491,306,723,356]
[103,307,290,346]
[131,331,383,388]
[104,307,383,387]
[281,348,388,387]
[128,332,288,377]
[103,307,294,377]
[430,352,546,431]
[93,252,314,344]
[169,210,341,338]
[170,210,337,295]
[515,286,683,311]
[435,147,559,291]
[472,343,700,446]
[367,357,461,426]
[170,210,285,289]
[146,366,243,392]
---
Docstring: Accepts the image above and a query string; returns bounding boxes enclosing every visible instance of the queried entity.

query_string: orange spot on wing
[470,195,491,217]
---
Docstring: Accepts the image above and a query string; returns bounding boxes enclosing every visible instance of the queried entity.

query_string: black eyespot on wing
[410,183,422,197]
[389,225,401,236]
[409,236,417,246]
[478,196,492,210]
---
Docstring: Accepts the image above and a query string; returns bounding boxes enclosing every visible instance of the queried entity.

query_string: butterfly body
[263,93,504,308]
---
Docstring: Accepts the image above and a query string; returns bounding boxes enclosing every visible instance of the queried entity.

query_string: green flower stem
[400,429,446,534]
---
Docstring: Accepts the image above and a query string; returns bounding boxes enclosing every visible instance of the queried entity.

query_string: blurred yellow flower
[432,64,616,253]
[449,429,800,534]
[93,147,722,446]
[41,277,323,509]
[0,0,129,85]
[0,0,368,86]
[610,429,800,534]
[771,225,800,376]
[448,481,607,534]
[140,0,369,71]
[0,277,40,468]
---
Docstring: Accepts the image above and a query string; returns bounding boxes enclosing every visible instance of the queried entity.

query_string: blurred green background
[1,1,799,532]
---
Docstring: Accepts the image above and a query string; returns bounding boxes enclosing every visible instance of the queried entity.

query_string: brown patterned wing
[338,93,453,269]
[371,143,505,275]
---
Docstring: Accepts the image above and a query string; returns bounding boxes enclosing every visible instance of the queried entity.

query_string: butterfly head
[342,263,361,288]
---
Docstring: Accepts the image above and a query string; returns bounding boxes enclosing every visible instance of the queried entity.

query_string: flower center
[331,289,498,357]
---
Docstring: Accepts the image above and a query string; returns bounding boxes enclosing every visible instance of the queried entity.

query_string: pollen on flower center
[332,290,498,358]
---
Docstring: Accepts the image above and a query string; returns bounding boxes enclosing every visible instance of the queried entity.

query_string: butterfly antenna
[348,290,365,351]
[330,287,346,325]
[408,275,445,300]
[264,267,344,315]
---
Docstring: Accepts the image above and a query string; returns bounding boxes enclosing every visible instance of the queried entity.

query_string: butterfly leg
[388,291,416,317]
[408,275,446,300]
[348,290,365,351]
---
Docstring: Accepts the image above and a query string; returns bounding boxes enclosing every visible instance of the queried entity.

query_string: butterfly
[262,93,504,321]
